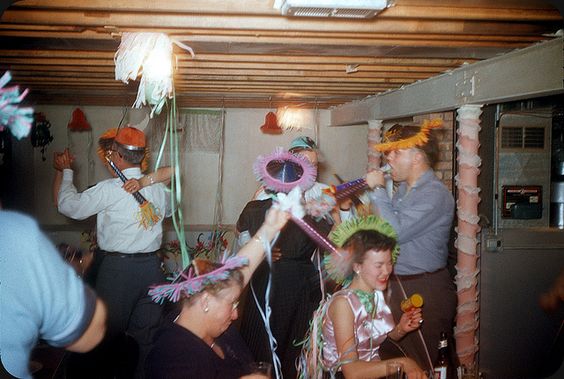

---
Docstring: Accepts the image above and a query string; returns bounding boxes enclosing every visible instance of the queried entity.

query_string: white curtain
[180,109,222,153]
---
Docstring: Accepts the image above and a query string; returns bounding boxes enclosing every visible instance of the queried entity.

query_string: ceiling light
[277,107,314,131]
[274,0,388,19]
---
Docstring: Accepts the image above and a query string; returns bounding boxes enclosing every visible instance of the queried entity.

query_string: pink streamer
[291,215,338,255]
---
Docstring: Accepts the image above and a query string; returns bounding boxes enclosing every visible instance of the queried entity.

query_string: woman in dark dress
[146,207,290,379]
[237,200,332,378]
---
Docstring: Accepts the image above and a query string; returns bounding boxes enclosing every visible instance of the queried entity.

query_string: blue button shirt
[369,170,455,275]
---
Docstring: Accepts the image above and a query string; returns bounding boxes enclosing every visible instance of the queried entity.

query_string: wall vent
[501,126,545,149]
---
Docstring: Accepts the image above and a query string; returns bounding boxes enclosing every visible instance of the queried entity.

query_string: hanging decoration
[67,107,91,131]
[454,105,483,367]
[114,32,194,117]
[30,112,54,161]
[67,107,94,189]
[114,32,195,268]
[0,71,33,140]
[260,111,283,134]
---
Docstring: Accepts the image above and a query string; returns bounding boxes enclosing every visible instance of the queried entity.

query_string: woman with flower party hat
[237,147,333,379]
[146,206,291,379]
[365,119,457,372]
[298,216,427,379]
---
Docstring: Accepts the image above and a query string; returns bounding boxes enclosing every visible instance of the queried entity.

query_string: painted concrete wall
[7,105,368,228]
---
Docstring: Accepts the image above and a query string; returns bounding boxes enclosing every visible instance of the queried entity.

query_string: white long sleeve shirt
[58,168,171,253]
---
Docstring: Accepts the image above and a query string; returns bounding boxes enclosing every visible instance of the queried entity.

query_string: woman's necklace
[352,289,376,315]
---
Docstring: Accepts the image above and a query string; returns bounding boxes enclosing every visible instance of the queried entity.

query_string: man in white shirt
[53,126,171,378]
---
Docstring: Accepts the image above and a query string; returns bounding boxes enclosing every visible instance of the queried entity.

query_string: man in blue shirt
[366,120,457,373]
[0,210,107,379]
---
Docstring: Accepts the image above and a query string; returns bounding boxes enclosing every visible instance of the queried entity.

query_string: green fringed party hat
[324,215,399,285]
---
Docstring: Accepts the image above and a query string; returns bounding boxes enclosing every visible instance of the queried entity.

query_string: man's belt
[101,250,157,258]
[396,267,447,280]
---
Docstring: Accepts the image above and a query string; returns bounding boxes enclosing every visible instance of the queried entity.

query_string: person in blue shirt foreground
[0,209,107,379]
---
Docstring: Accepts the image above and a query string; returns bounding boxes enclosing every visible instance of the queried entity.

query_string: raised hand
[123,178,141,193]
[53,148,74,171]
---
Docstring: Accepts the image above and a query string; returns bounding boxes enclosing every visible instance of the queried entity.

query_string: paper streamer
[0,71,33,139]
[454,105,483,366]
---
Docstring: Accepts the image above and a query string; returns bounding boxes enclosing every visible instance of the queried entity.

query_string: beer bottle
[433,331,452,379]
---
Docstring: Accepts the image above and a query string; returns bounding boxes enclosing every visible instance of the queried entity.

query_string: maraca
[401,293,424,312]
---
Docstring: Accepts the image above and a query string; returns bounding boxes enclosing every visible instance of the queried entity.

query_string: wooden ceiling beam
[2,65,115,73]
[177,82,398,90]
[173,87,378,95]
[12,0,561,21]
[0,57,114,66]
[175,69,431,78]
[16,76,390,90]
[1,26,544,46]
[175,35,536,48]
[24,95,348,109]
[0,30,115,40]
[0,50,477,66]
[11,71,112,78]
[178,62,449,73]
[176,85,386,93]
[2,62,449,74]
[14,78,402,90]
[1,59,441,78]
[23,86,377,97]
[0,49,113,59]
[9,71,414,85]
[382,4,561,21]
[2,9,556,35]
[189,54,477,65]
[0,29,546,49]
[176,74,418,82]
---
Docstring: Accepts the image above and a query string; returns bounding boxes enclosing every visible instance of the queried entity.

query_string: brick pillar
[367,119,383,171]
[414,112,454,191]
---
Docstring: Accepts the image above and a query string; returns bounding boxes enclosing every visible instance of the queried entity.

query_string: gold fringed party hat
[374,118,442,153]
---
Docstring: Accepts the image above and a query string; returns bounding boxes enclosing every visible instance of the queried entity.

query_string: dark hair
[343,229,396,265]
[386,123,440,168]
[114,142,145,165]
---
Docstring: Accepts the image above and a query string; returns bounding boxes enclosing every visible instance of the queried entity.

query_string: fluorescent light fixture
[275,0,388,19]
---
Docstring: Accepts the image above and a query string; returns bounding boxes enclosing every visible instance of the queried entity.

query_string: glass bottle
[433,331,452,379]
